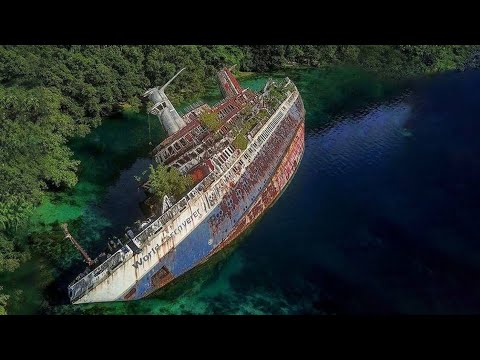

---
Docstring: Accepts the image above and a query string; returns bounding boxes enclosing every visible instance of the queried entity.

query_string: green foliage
[0,233,29,273]
[0,84,80,297]
[241,46,288,71]
[233,133,248,150]
[241,45,478,77]
[270,87,287,103]
[144,45,244,104]
[148,165,194,202]
[29,225,80,270]
[239,104,253,118]
[199,110,222,131]
[0,286,8,315]
[121,96,143,112]
[257,109,269,121]
[232,109,260,151]
[0,86,80,231]
[0,45,149,122]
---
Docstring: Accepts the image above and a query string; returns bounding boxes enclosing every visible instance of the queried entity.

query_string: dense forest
[0,45,478,314]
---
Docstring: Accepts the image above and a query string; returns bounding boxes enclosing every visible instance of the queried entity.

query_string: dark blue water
[55,69,480,314]
[247,70,480,314]
[266,70,480,314]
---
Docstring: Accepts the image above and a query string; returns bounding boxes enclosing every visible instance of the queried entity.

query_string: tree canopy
[147,164,194,203]
[240,45,477,76]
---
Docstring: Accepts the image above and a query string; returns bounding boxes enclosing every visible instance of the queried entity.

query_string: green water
[6,66,400,314]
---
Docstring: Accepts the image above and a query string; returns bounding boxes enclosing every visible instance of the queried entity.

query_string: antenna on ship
[143,68,187,136]
[61,223,94,267]
[147,112,152,146]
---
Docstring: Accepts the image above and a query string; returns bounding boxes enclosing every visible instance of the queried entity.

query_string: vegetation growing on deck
[232,133,248,150]
[147,164,194,203]
[199,111,222,132]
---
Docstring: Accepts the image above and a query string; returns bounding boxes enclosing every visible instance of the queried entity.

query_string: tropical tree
[147,164,194,202]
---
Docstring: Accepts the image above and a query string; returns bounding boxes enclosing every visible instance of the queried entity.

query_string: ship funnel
[144,68,188,136]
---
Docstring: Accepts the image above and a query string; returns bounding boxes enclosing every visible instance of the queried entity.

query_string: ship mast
[61,223,94,267]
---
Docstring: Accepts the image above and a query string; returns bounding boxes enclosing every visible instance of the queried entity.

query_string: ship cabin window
[167,146,173,154]
[180,138,187,147]
[174,143,181,151]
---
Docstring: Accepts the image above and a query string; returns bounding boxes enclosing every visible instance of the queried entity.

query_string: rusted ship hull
[69,81,305,304]
[122,99,305,301]
[202,121,304,261]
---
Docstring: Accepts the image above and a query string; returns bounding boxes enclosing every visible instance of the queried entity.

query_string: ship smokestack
[144,68,187,136]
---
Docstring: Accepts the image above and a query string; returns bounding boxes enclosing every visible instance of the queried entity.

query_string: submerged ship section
[68,68,305,304]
